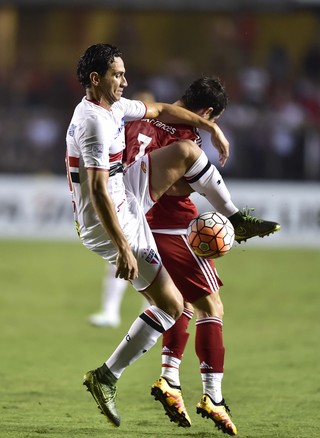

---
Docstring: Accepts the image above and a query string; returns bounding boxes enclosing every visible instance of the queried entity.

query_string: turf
[1,241,320,437]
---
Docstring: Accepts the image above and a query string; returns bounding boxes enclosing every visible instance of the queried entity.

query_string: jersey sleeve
[120,98,147,121]
[77,114,112,170]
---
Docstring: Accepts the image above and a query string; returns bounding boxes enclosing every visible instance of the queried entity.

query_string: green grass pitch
[1,241,320,438]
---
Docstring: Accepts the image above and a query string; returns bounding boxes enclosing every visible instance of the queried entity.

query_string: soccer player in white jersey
[65,44,279,429]
[87,89,155,329]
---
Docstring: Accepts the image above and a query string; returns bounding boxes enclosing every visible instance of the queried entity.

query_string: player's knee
[193,292,224,319]
[148,268,184,319]
[217,302,224,319]
[164,295,184,320]
[175,139,200,162]
[174,298,184,320]
[213,295,224,319]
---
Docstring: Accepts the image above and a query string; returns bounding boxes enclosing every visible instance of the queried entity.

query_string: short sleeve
[120,98,147,122]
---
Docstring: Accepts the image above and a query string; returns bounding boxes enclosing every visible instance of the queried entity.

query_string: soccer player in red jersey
[123,77,239,434]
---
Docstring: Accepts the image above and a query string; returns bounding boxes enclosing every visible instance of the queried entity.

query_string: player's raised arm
[144,102,229,166]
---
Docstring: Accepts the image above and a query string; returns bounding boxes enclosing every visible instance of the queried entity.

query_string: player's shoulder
[72,104,111,139]
[173,124,199,137]
[115,97,145,112]
[76,97,106,120]
[159,123,199,145]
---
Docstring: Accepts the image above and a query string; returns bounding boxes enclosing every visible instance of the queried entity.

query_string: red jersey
[124,118,201,231]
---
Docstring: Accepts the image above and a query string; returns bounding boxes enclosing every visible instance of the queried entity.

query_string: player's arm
[87,168,138,281]
[144,102,229,166]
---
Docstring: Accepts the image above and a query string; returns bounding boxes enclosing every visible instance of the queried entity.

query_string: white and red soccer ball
[187,212,235,259]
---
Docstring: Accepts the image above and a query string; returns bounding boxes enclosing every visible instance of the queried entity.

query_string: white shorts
[88,155,161,291]
[123,153,155,213]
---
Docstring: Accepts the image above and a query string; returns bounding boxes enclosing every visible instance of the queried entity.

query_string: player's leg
[83,264,183,427]
[104,267,183,377]
[83,207,185,427]
[150,233,221,427]
[151,302,194,427]
[149,141,280,242]
[88,264,127,327]
[150,140,237,219]
[193,292,225,404]
[160,302,194,388]
[193,293,237,436]
[150,233,237,433]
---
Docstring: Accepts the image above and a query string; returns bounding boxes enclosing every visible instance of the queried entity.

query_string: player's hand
[115,248,138,281]
[210,123,229,167]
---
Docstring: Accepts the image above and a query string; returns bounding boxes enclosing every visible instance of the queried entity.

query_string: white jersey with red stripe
[66,96,147,245]
[65,97,163,291]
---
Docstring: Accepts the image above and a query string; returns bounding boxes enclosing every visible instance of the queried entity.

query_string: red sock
[195,317,225,373]
[162,307,193,359]
[161,308,193,386]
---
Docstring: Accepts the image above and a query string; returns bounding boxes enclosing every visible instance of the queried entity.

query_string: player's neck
[86,90,112,110]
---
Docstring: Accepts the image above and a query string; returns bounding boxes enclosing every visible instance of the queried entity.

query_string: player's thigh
[192,292,224,319]
[143,267,184,320]
[149,140,199,200]
[153,233,223,303]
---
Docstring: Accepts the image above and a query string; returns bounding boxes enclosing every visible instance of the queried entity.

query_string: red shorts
[153,233,223,303]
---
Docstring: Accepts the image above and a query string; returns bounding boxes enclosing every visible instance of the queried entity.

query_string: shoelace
[222,400,231,414]
[241,207,262,223]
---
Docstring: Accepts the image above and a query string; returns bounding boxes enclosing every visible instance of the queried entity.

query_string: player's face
[100,57,128,105]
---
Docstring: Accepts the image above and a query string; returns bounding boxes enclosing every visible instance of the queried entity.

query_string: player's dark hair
[181,76,229,118]
[77,43,123,88]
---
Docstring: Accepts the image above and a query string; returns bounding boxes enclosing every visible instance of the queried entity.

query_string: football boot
[151,377,191,427]
[196,394,237,435]
[83,368,120,427]
[233,207,280,243]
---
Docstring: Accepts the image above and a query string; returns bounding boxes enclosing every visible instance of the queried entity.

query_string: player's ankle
[228,211,242,227]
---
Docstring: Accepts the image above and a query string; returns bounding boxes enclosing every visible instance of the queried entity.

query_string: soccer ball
[187,211,235,259]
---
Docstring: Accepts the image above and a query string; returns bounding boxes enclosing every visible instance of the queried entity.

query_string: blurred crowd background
[1,2,320,180]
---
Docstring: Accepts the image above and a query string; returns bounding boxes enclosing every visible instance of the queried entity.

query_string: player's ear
[201,107,214,120]
[205,107,214,120]
[90,72,100,86]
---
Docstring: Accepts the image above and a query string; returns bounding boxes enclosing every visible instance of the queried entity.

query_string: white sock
[161,356,181,387]
[101,265,127,319]
[106,305,175,378]
[201,372,224,403]
[184,151,238,217]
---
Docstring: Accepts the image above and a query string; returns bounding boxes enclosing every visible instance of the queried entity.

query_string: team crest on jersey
[143,247,160,265]
[92,143,103,158]
[115,118,125,139]
[141,160,147,174]
[68,123,76,137]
